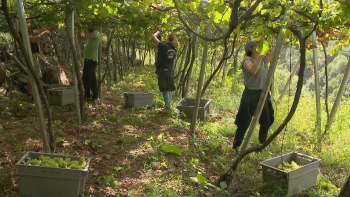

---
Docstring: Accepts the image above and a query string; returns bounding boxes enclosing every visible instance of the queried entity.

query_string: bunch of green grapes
[277,161,300,172]
[26,159,41,166]
[26,155,87,169]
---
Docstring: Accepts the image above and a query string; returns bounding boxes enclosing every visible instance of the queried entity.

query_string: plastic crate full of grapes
[16,151,90,197]
[259,152,321,196]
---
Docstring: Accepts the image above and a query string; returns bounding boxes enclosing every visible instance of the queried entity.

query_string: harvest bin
[259,152,321,195]
[124,92,154,108]
[44,84,75,106]
[16,151,90,197]
[177,98,212,121]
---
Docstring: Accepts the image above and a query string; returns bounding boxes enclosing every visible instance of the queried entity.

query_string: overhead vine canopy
[2,0,350,51]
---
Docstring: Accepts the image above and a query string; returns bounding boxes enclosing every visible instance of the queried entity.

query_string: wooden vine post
[189,23,211,137]
[69,9,81,123]
[106,32,112,91]
[98,26,102,99]
[277,55,300,104]
[16,0,50,152]
[324,53,350,134]
[312,31,322,152]
[270,40,275,101]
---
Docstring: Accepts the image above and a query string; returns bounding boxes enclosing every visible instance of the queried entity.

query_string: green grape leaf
[161,162,167,167]
[163,145,182,155]
[256,25,263,33]
[213,11,223,23]
[281,28,288,36]
[256,41,270,56]
[190,2,197,10]
[161,14,170,24]
[218,24,229,33]
[14,146,22,152]
[190,174,207,184]
[220,181,227,189]
[227,67,235,77]
[196,174,207,183]
[84,140,91,145]
[261,9,268,15]
[56,137,65,143]
[198,0,209,13]
[144,0,153,5]
[222,9,231,22]
[233,25,241,34]
[253,3,263,14]
[101,9,108,18]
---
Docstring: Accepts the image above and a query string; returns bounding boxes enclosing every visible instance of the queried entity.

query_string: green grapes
[69,161,84,169]
[277,161,301,172]
[26,159,41,166]
[26,155,87,169]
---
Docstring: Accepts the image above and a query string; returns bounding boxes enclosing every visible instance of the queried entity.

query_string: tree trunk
[182,28,199,98]
[201,38,230,97]
[311,31,322,152]
[65,7,83,122]
[190,23,211,136]
[110,42,118,82]
[177,37,191,97]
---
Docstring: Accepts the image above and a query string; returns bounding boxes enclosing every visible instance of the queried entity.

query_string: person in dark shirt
[152,30,179,109]
[20,19,58,95]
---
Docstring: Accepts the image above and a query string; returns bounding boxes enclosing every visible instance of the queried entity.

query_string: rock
[105,154,112,160]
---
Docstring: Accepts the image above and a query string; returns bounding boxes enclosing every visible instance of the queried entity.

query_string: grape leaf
[220,181,227,189]
[196,174,207,183]
[190,174,207,183]
[163,145,182,155]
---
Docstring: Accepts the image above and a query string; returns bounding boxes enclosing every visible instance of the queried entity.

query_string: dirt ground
[0,87,230,197]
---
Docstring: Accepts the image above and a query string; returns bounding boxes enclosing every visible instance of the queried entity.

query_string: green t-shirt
[83,30,101,62]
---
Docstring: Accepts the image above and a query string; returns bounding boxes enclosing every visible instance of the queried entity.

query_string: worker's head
[166,33,180,48]
[244,40,260,56]
[25,18,32,29]
[87,22,98,32]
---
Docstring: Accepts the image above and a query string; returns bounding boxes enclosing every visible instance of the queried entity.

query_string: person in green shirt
[77,22,101,101]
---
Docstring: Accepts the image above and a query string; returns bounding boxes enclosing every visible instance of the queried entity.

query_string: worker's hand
[41,30,50,37]
[50,24,59,31]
